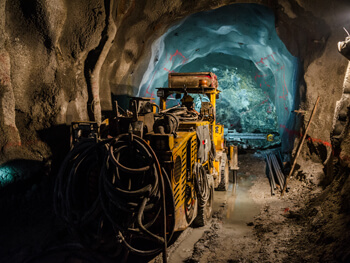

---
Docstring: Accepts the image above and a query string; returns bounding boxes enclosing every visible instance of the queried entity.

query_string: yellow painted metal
[229,145,239,170]
[170,132,198,231]
[267,134,274,142]
[213,159,220,174]
[159,97,166,111]
[213,124,224,150]
[154,72,228,231]
[178,120,210,132]
[172,131,195,153]
[169,135,174,150]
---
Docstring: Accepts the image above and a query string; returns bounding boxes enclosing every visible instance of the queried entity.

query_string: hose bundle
[154,106,201,136]
[193,163,210,207]
[54,138,111,248]
[153,113,179,136]
[162,106,200,122]
[54,134,175,259]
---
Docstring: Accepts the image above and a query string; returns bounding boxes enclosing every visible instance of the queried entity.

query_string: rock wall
[0,0,105,164]
[0,0,350,170]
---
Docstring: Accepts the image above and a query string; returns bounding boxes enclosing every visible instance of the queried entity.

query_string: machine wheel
[216,154,229,191]
[193,175,214,227]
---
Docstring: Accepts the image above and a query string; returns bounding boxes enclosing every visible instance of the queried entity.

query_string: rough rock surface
[160,153,350,263]
[0,0,349,165]
[1,0,350,262]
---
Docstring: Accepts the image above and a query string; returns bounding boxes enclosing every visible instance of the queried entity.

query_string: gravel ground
[162,151,334,263]
[2,151,349,263]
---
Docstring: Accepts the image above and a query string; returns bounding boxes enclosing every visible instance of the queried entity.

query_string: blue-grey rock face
[138,4,299,149]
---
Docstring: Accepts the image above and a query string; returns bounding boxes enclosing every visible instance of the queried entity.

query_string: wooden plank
[281,96,320,196]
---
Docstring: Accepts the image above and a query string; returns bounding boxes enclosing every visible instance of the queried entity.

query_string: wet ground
[1,150,338,262]
[152,151,267,263]
[153,151,324,263]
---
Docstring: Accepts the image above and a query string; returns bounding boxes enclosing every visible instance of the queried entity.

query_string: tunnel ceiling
[0,0,349,165]
[138,4,299,149]
[2,1,350,260]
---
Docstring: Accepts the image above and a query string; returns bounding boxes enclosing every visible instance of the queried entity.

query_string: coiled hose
[154,106,200,136]
[193,163,210,207]
[54,134,175,260]
[162,106,200,122]
[154,112,179,136]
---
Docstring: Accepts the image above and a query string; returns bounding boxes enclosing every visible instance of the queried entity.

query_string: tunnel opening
[2,1,350,262]
[137,3,300,152]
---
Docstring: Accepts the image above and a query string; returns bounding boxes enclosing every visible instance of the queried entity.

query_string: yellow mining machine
[54,72,237,260]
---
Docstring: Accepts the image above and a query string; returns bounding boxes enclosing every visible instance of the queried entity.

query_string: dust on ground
[163,151,331,263]
[2,150,349,262]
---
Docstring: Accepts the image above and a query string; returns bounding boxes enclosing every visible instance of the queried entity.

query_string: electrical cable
[54,134,175,260]
[163,106,200,122]
[193,163,210,207]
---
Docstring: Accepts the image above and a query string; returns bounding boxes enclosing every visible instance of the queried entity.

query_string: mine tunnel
[136,4,299,151]
[1,1,350,262]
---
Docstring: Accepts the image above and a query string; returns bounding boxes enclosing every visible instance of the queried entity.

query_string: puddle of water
[167,226,209,263]
[214,173,260,229]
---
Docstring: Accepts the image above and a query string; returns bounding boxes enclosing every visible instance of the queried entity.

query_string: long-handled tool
[281,96,320,196]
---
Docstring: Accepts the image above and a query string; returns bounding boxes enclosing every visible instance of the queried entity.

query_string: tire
[216,153,229,191]
[193,175,214,227]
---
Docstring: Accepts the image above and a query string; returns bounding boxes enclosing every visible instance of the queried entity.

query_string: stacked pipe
[265,153,288,195]
[265,154,276,195]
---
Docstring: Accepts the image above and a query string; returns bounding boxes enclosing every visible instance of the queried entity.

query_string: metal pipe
[270,154,289,192]
[265,155,276,195]
[269,154,283,190]
[271,154,284,188]
[275,156,285,185]
[225,132,272,140]
[268,155,276,190]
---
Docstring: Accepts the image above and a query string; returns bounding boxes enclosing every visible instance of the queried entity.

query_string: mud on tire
[193,174,214,227]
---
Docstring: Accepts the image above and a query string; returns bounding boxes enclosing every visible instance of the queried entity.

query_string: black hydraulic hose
[164,113,180,135]
[160,105,184,113]
[140,136,171,261]
[101,134,173,257]
[178,111,199,122]
[54,138,112,224]
[54,134,175,261]
[154,112,179,136]
[164,106,199,122]
[193,163,210,206]
[53,138,126,258]
[113,168,174,259]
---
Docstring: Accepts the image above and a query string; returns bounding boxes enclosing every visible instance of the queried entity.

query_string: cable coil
[193,163,210,207]
[54,134,175,259]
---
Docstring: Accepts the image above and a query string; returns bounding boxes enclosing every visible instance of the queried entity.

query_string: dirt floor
[152,151,327,263]
[1,150,348,263]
